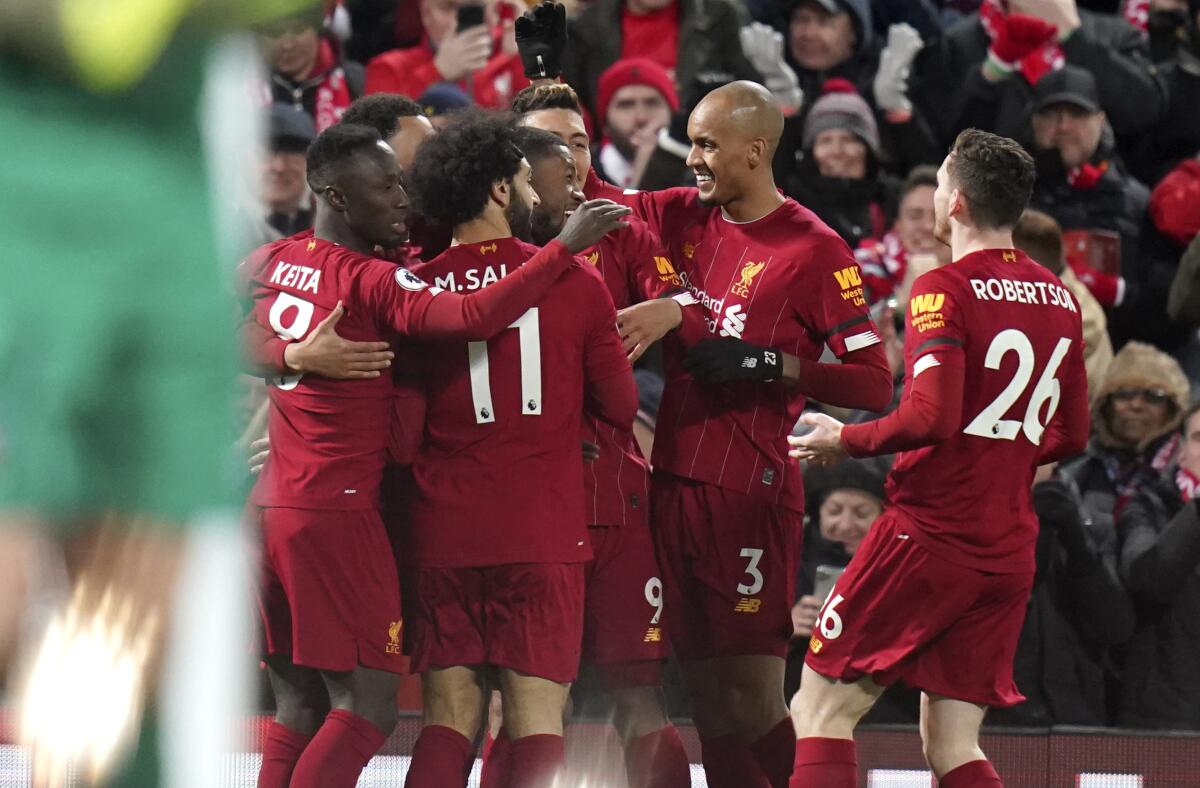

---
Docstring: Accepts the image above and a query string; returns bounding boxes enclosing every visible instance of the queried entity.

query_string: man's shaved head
[694,81,784,154]
[686,80,783,208]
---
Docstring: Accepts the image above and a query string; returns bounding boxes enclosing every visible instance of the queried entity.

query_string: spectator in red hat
[364,0,529,110]
[593,58,679,188]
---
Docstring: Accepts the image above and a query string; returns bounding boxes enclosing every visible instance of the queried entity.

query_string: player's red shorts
[403,563,585,683]
[582,523,668,689]
[804,510,1033,707]
[257,507,404,674]
[650,472,802,661]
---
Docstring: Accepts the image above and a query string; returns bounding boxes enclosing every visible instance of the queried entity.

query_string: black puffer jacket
[912,8,1168,148]
[1116,470,1200,729]
[989,480,1135,727]
[1028,127,1149,280]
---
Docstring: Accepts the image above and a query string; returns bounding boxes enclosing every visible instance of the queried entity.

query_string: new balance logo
[734,598,762,613]
[809,636,823,654]
[741,357,758,369]
[643,627,662,643]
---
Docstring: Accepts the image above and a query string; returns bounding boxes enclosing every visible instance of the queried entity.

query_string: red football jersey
[406,237,636,566]
[590,186,882,512]
[578,217,679,527]
[246,236,445,510]
[861,249,1088,573]
[244,234,576,510]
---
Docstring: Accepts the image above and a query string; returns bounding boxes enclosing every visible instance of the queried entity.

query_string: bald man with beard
[580,80,892,787]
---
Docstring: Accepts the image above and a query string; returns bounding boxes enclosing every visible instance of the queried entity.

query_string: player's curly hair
[306,123,384,193]
[946,129,1035,230]
[407,110,525,227]
[511,83,584,117]
[340,94,423,140]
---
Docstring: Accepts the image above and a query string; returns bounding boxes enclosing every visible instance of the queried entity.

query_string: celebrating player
[510,17,893,778]
[512,88,693,788]
[787,130,1090,788]
[245,123,628,788]
[398,111,636,788]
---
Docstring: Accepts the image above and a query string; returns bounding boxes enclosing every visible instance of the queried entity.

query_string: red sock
[699,735,769,788]
[939,759,1003,788]
[404,725,474,788]
[624,725,691,788]
[749,717,796,788]
[790,737,856,788]
[481,730,510,788]
[507,734,564,788]
[289,709,388,788]
[256,721,312,788]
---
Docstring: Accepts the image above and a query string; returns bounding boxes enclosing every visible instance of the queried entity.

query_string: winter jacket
[913,9,1168,148]
[782,160,896,250]
[268,37,364,133]
[1059,342,1191,548]
[989,480,1135,726]
[1116,470,1200,729]
[1028,128,1149,285]
[364,35,528,110]
[562,0,760,119]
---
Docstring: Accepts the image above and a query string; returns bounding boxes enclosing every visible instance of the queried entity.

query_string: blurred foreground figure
[0,1,314,784]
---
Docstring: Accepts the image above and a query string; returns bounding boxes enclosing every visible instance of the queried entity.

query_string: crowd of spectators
[251,0,1200,731]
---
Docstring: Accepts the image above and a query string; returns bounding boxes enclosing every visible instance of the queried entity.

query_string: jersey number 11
[467,308,542,424]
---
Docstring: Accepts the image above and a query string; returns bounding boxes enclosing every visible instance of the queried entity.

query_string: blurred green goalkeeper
[0,1,311,785]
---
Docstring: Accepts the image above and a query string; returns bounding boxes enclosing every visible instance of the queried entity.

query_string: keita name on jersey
[269,260,322,294]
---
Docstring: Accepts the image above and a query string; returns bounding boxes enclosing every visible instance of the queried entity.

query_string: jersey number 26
[963,328,1071,445]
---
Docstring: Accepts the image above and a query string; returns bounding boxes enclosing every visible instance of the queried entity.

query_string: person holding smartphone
[365,0,530,110]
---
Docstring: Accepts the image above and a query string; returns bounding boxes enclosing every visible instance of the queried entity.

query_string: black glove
[1033,480,1095,567]
[515,1,567,79]
[684,338,783,383]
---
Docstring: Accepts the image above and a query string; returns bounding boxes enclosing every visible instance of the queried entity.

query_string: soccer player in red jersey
[245,123,629,788]
[512,86,693,788]
[571,80,893,788]
[787,130,1091,788]
[397,112,638,788]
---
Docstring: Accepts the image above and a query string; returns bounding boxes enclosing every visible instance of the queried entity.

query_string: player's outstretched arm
[836,347,966,457]
[583,276,639,431]
[779,345,893,411]
[398,200,631,339]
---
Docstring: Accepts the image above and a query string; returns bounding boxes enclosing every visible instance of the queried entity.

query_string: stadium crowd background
[244,0,1200,734]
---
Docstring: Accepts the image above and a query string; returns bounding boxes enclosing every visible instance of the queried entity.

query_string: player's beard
[506,193,535,244]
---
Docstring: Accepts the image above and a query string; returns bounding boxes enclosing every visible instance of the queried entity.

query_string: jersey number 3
[467,308,542,424]
[963,328,1071,445]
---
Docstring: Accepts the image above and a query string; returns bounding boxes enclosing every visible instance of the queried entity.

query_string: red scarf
[1177,466,1200,500]
[311,38,353,132]
[980,0,1065,85]
[1121,0,1150,32]
[1067,160,1109,190]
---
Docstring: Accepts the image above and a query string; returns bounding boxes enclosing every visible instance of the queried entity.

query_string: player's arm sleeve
[789,237,892,411]
[238,312,291,377]
[841,274,966,456]
[387,373,427,467]
[581,169,696,240]
[620,226,710,346]
[1037,330,1091,465]
[582,276,638,431]
[365,241,575,340]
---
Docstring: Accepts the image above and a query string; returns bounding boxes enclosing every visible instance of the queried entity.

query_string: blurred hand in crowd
[791,594,822,639]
